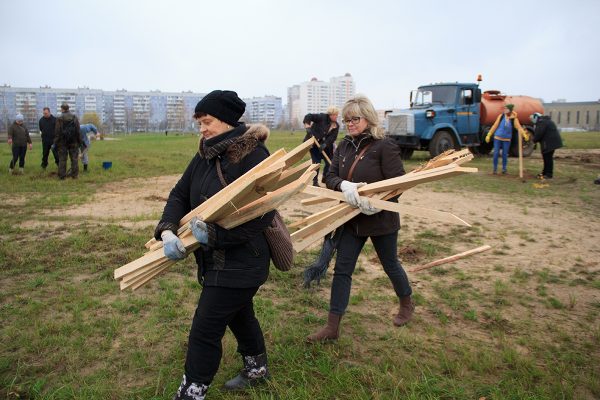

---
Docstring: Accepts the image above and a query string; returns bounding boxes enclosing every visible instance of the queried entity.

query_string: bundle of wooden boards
[289,149,477,252]
[114,138,320,291]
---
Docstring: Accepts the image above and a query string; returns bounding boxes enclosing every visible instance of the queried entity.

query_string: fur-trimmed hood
[199,123,270,163]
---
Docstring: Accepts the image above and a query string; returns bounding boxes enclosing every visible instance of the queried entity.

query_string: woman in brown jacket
[307,95,414,343]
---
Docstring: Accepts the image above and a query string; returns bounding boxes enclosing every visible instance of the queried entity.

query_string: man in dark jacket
[531,113,563,179]
[154,90,275,400]
[303,106,339,185]
[39,107,58,170]
[7,114,32,174]
[54,103,82,180]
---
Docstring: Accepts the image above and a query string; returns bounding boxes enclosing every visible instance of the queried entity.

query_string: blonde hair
[327,106,339,115]
[341,94,384,139]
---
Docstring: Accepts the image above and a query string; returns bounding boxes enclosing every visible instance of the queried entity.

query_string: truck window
[413,86,457,106]
[460,89,473,105]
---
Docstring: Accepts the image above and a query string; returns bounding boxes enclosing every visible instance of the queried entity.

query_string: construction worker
[485,103,529,174]
[530,112,563,180]
[54,103,82,180]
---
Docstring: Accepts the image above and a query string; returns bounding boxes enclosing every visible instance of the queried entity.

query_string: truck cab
[386,83,482,159]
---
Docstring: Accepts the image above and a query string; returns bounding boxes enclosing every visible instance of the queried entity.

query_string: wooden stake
[302,185,471,227]
[518,129,524,179]
[408,245,491,273]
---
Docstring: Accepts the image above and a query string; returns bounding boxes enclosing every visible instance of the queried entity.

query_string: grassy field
[1,130,599,399]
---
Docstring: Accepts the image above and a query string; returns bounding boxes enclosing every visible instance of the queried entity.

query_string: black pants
[542,150,555,178]
[330,229,412,315]
[58,145,79,178]
[185,286,265,384]
[9,145,27,169]
[309,145,330,185]
[41,142,58,168]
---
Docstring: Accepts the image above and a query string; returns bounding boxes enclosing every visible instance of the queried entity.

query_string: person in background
[530,112,563,180]
[79,123,98,172]
[39,107,58,170]
[303,107,340,185]
[54,103,82,180]
[307,95,414,343]
[485,103,529,174]
[8,114,32,175]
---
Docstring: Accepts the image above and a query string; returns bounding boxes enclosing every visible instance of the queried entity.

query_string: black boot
[173,374,209,400]
[223,353,269,391]
[83,164,88,172]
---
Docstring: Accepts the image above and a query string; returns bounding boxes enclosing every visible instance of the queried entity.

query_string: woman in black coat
[531,112,563,179]
[154,90,274,400]
[307,95,414,343]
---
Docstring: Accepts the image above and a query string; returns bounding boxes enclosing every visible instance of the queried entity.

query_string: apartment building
[286,73,356,127]
[0,85,205,133]
[243,95,283,128]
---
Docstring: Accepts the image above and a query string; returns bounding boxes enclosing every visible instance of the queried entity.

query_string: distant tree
[82,112,101,128]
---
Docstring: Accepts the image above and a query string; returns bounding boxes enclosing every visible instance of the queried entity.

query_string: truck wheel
[429,130,457,158]
[475,126,492,155]
[400,148,414,160]
[510,127,535,157]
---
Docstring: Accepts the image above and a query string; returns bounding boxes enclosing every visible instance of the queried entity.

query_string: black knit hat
[194,90,246,126]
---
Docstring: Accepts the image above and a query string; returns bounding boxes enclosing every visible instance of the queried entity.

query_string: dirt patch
[531,148,600,167]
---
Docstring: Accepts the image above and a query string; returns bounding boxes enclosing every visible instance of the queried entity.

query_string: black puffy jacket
[533,116,563,153]
[155,124,275,288]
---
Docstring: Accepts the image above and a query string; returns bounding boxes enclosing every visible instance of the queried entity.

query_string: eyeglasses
[343,116,361,125]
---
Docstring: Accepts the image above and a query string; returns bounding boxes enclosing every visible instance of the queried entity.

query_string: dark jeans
[58,145,79,178]
[330,229,412,315]
[542,150,555,178]
[41,142,58,168]
[310,145,332,185]
[185,286,265,384]
[9,145,27,169]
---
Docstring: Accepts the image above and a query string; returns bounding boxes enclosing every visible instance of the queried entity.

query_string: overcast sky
[1,0,598,109]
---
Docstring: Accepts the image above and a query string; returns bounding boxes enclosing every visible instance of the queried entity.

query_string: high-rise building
[243,96,283,128]
[286,73,355,128]
[0,85,205,133]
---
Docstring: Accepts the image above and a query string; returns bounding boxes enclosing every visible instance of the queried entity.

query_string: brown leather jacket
[325,132,405,237]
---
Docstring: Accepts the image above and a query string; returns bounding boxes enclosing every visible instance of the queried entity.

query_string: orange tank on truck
[480,90,544,126]
[385,78,543,160]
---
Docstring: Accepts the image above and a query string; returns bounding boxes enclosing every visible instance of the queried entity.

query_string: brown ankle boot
[393,296,415,327]
[307,312,342,343]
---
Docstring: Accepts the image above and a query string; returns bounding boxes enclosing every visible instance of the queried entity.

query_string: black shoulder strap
[215,158,228,188]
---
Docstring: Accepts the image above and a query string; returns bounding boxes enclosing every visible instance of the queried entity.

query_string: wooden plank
[144,149,290,250]
[292,190,394,253]
[279,138,315,168]
[288,203,348,230]
[218,169,316,229]
[358,165,478,195]
[408,245,491,273]
[120,260,175,290]
[302,185,471,227]
[275,160,316,188]
[300,196,338,206]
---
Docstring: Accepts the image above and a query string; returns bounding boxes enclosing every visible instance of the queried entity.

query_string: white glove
[340,180,366,208]
[358,198,382,215]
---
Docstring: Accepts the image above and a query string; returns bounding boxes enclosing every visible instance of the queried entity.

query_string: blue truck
[385,81,543,159]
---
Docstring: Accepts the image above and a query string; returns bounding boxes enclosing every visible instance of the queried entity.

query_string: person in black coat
[531,113,563,179]
[155,90,274,400]
[39,107,58,169]
[307,95,414,343]
[303,106,339,185]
